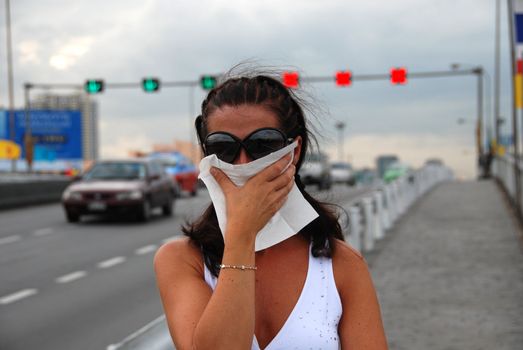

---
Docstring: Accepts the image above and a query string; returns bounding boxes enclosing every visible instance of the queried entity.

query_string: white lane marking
[55,271,87,284]
[135,245,158,255]
[0,289,38,305]
[34,228,54,237]
[162,235,183,244]
[97,256,126,269]
[0,235,21,246]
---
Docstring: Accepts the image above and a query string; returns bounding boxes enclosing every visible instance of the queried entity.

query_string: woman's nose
[234,148,252,164]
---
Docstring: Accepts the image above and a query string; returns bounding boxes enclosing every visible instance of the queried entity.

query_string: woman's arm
[155,156,295,350]
[333,241,388,349]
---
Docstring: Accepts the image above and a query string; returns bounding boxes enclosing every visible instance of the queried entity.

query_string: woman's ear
[293,136,302,166]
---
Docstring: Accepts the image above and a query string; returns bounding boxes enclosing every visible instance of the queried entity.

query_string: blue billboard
[4,109,83,160]
[0,109,84,171]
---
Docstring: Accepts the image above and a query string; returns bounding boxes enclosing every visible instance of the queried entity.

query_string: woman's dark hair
[182,73,344,276]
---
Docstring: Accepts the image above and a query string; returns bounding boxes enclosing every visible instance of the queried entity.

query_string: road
[0,184,373,350]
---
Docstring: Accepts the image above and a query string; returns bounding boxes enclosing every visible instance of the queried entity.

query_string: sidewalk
[370,180,523,350]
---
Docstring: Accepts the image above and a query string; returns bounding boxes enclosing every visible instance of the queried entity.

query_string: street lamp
[335,121,346,161]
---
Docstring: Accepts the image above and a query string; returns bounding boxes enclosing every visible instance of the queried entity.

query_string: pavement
[369,180,523,350]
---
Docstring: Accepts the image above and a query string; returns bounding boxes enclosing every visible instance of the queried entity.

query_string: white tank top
[203,246,342,349]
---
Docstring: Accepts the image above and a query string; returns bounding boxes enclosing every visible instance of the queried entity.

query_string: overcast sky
[0,0,513,178]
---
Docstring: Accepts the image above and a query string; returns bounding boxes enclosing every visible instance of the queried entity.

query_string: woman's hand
[211,154,296,246]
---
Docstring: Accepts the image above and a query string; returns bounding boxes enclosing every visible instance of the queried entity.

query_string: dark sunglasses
[203,127,294,163]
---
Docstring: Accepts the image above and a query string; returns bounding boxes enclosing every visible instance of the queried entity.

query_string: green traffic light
[142,78,160,92]
[84,80,104,94]
[200,76,217,90]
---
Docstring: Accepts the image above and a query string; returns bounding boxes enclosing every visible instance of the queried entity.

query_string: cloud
[18,40,41,65]
[49,36,93,70]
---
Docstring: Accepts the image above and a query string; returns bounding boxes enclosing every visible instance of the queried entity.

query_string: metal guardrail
[0,172,69,183]
[340,164,453,252]
[108,164,453,350]
[0,177,71,210]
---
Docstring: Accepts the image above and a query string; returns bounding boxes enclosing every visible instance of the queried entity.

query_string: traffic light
[84,79,104,94]
[335,71,352,87]
[142,78,160,92]
[390,67,407,85]
[200,75,217,90]
[282,72,299,88]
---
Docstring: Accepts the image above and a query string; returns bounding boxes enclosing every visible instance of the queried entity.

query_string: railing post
[362,197,374,252]
[395,180,406,217]
[381,187,391,231]
[348,206,362,252]
[373,191,385,240]
[388,183,398,224]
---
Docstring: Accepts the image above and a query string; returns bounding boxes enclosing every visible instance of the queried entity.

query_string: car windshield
[84,162,146,180]
[332,163,352,170]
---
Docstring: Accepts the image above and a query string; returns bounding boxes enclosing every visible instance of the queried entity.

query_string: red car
[61,159,177,222]
[147,152,199,196]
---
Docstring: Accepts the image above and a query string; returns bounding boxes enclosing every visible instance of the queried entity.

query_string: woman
[154,73,388,349]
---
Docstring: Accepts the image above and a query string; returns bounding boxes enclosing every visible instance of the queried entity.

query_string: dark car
[61,159,177,223]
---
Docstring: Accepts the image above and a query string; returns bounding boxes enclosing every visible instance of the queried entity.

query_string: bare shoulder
[331,239,371,295]
[154,237,203,277]
[332,238,365,265]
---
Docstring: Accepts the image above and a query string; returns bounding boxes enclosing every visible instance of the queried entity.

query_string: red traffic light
[335,71,352,87]
[390,67,407,85]
[282,72,299,88]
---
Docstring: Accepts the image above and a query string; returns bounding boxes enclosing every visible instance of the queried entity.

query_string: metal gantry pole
[477,68,485,173]
[508,0,521,213]
[494,0,501,146]
[5,0,16,172]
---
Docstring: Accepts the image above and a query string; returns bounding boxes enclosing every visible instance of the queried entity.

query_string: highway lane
[0,194,210,297]
[0,184,375,350]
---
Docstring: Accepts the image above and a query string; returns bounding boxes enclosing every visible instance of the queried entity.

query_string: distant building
[30,93,99,162]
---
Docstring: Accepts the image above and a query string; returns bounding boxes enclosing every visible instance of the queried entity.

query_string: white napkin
[198,141,319,251]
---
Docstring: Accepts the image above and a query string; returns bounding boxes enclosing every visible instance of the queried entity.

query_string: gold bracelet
[219,264,257,271]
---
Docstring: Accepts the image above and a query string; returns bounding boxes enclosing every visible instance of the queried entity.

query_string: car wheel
[66,211,80,223]
[162,195,174,216]
[138,199,152,222]
[190,188,197,197]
